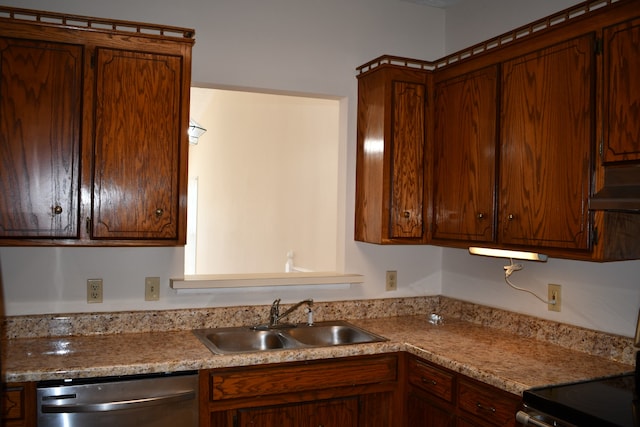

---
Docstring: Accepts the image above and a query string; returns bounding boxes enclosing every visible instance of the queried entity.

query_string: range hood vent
[589,164,640,211]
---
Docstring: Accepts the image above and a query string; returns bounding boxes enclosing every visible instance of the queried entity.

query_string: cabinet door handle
[476,402,496,413]
[53,205,63,215]
[155,208,164,218]
[421,377,437,385]
[507,214,514,221]
[403,211,411,218]
[477,212,485,219]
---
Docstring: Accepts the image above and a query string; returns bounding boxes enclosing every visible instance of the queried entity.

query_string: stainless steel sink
[198,329,299,353]
[193,321,387,354]
[285,323,384,346]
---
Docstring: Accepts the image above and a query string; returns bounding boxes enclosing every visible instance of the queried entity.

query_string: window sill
[170,272,364,289]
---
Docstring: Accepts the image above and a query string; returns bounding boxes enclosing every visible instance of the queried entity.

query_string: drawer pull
[421,377,437,386]
[476,402,496,413]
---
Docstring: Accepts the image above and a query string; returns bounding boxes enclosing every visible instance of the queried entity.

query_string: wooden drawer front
[210,355,397,401]
[2,386,25,420]
[457,379,519,426]
[408,358,454,403]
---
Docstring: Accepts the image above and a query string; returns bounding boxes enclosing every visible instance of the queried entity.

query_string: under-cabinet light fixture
[468,247,548,262]
[188,119,207,145]
[468,247,555,306]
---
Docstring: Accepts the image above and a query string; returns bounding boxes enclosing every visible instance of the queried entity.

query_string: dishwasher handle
[41,390,195,413]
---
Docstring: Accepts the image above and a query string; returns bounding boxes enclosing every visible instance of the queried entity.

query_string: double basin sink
[193,320,387,354]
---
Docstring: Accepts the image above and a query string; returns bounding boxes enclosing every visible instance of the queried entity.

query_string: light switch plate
[145,277,160,301]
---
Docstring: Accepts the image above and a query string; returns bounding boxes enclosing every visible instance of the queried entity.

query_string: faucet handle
[270,298,281,317]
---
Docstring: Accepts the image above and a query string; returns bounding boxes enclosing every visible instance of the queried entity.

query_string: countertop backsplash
[2,296,634,365]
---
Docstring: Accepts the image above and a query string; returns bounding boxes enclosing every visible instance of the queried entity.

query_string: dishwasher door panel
[37,372,198,427]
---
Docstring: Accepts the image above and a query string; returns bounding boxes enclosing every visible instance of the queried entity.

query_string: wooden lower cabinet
[1,382,36,427]
[200,354,399,427]
[235,397,358,427]
[407,389,455,427]
[405,354,520,427]
[2,353,522,427]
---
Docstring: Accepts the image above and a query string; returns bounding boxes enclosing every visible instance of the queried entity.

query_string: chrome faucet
[265,298,314,329]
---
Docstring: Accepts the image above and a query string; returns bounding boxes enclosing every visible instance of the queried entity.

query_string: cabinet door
[92,48,183,240]
[2,382,37,427]
[0,37,82,238]
[433,66,497,243]
[390,80,426,239]
[237,398,358,427]
[602,17,640,163]
[499,35,593,250]
[457,379,519,427]
[407,390,455,427]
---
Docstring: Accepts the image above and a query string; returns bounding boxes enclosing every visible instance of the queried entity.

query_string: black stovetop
[522,373,638,427]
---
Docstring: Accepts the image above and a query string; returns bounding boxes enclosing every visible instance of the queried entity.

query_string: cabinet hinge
[592,226,599,246]
[594,38,603,55]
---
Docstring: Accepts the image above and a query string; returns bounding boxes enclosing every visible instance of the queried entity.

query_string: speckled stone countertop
[3,297,634,395]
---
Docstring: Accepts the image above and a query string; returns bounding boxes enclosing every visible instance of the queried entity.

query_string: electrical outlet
[87,279,103,303]
[145,277,160,301]
[548,284,561,312]
[385,270,397,291]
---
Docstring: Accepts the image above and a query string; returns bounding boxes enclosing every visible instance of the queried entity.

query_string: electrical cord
[503,259,556,305]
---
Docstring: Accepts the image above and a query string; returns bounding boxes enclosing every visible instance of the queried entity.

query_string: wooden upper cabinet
[0,7,193,246]
[499,35,594,250]
[0,37,82,239]
[92,48,183,240]
[602,17,640,163]
[432,66,498,243]
[355,65,428,244]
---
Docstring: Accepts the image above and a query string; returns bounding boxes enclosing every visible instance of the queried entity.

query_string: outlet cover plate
[87,279,103,303]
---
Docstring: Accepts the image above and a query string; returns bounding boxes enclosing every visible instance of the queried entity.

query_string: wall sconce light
[468,247,556,306]
[188,119,207,145]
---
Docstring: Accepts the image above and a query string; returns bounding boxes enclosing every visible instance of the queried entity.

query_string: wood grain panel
[355,70,387,243]
[210,356,397,401]
[432,66,498,243]
[0,38,82,238]
[237,397,358,427]
[390,81,425,239]
[499,35,594,250]
[457,379,520,427]
[603,17,640,163]
[92,48,182,239]
[407,357,455,403]
[355,66,428,244]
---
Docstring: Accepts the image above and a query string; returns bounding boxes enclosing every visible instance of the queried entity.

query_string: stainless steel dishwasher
[37,371,198,427]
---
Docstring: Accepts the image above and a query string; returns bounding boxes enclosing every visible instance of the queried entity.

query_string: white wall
[444,0,584,54]
[0,0,445,316]
[1,0,639,339]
